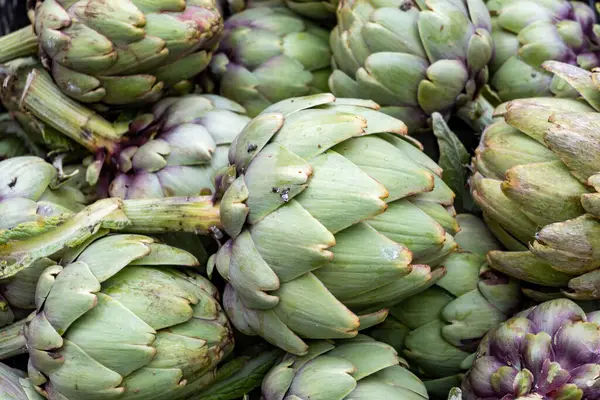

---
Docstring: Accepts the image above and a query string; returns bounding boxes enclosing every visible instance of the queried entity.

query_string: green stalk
[0,197,222,280]
[115,196,222,235]
[0,318,26,360]
[455,95,497,133]
[0,26,38,64]
[18,69,125,153]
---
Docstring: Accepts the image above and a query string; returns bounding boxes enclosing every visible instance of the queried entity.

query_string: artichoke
[0,361,43,399]
[487,0,600,102]
[370,214,521,399]
[7,0,224,106]
[0,60,252,199]
[97,94,251,199]
[209,93,459,355]
[471,61,600,300]
[208,7,331,117]
[461,298,600,399]
[328,0,494,133]
[262,335,430,399]
[9,233,233,399]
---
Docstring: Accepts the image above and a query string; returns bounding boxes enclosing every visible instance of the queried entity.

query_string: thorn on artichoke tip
[400,1,412,11]
[247,143,257,152]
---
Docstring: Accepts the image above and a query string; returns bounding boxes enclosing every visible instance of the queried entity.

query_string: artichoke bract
[27,0,223,106]
[371,214,521,399]
[0,361,43,399]
[471,61,600,300]
[461,298,600,399]
[262,335,430,400]
[209,93,459,355]
[208,7,331,117]
[23,233,234,399]
[487,0,600,102]
[0,114,29,159]
[329,0,494,133]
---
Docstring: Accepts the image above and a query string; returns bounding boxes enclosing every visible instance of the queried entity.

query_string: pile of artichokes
[0,0,599,399]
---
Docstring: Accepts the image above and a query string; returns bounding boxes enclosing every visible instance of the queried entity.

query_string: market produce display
[1,0,600,399]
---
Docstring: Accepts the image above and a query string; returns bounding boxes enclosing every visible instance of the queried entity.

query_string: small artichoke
[28,0,223,106]
[101,94,251,199]
[262,335,430,399]
[208,7,331,117]
[471,61,600,300]
[487,0,600,102]
[209,93,459,355]
[329,0,493,133]
[461,298,600,399]
[371,214,521,399]
[23,233,234,399]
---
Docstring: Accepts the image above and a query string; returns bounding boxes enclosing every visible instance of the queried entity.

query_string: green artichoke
[471,61,600,300]
[12,0,224,106]
[15,233,233,399]
[329,0,494,133]
[209,93,459,355]
[487,0,600,102]
[370,214,521,399]
[0,361,43,399]
[208,7,331,117]
[461,298,600,399]
[261,335,430,399]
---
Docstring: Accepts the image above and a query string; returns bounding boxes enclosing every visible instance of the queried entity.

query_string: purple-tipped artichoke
[461,298,600,399]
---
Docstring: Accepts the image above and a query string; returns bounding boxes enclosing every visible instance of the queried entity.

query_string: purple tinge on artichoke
[461,298,600,400]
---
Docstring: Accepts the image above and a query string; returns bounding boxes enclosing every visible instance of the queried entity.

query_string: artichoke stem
[455,95,496,133]
[0,26,38,64]
[0,319,27,360]
[114,196,223,236]
[19,69,123,154]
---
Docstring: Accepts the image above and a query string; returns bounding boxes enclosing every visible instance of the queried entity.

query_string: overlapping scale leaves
[0,361,43,399]
[105,94,251,199]
[471,61,600,300]
[31,0,223,106]
[208,7,331,117]
[261,335,429,400]
[371,214,521,399]
[209,93,459,355]
[461,298,600,399]
[486,0,600,102]
[328,0,493,133]
[24,233,234,399]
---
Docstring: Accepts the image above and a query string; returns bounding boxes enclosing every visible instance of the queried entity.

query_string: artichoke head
[209,93,459,355]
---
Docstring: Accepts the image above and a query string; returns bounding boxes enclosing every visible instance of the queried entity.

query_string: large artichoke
[10,233,234,399]
[208,7,331,117]
[486,0,600,102]
[8,0,224,106]
[471,61,600,300]
[461,298,600,399]
[328,0,494,133]
[261,335,430,399]
[370,214,521,399]
[209,93,459,355]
